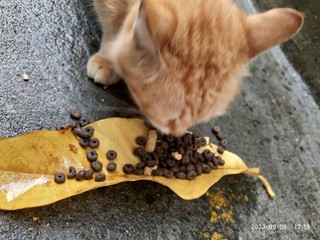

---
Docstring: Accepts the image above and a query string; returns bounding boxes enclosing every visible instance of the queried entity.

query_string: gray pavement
[0,0,319,239]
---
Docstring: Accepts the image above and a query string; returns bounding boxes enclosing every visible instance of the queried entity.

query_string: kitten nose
[170,126,187,137]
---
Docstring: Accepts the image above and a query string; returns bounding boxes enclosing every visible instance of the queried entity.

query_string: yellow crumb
[206,191,235,224]
[211,232,228,240]
[203,232,210,238]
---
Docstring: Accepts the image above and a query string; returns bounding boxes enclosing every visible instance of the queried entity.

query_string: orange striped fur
[87,0,304,136]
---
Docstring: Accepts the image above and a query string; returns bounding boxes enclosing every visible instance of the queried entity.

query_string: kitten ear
[133,0,177,55]
[246,8,304,58]
[133,0,157,56]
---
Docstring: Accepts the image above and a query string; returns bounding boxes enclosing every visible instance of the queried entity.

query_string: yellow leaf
[0,118,274,210]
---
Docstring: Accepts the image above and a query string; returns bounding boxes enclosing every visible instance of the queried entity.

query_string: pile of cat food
[54,109,227,183]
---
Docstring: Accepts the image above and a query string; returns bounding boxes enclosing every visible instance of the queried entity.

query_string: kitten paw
[87,54,119,86]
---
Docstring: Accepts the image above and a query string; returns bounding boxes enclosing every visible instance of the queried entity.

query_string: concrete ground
[0,0,319,239]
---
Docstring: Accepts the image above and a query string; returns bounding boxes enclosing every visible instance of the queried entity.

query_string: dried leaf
[0,118,274,210]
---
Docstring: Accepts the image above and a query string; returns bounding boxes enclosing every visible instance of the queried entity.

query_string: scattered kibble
[175,172,186,179]
[79,118,90,127]
[54,109,228,186]
[135,136,147,146]
[202,165,212,173]
[84,169,94,180]
[123,163,134,174]
[163,170,174,179]
[89,138,100,148]
[186,170,197,180]
[91,160,103,172]
[106,150,117,160]
[219,139,228,148]
[73,127,92,139]
[128,127,226,181]
[67,166,77,179]
[217,146,225,154]
[212,126,221,134]
[84,126,94,136]
[106,162,117,172]
[134,168,144,175]
[216,132,225,140]
[79,138,90,148]
[75,170,86,181]
[70,109,81,120]
[95,173,106,182]
[86,149,98,162]
[54,172,66,184]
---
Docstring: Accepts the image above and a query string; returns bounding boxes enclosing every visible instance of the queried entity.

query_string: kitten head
[111,0,304,136]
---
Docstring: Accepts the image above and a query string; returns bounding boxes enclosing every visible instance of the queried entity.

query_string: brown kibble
[84,126,94,137]
[165,135,175,142]
[91,160,103,172]
[133,147,145,157]
[123,164,134,174]
[107,162,117,172]
[192,131,201,139]
[67,166,77,179]
[79,138,90,148]
[68,121,79,129]
[75,170,86,181]
[203,149,214,160]
[145,130,157,153]
[151,168,164,176]
[217,146,225,154]
[202,164,212,173]
[196,137,207,147]
[106,150,117,160]
[95,173,106,182]
[73,127,92,139]
[195,162,203,175]
[212,126,221,134]
[207,161,215,168]
[70,109,81,120]
[216,132,225,140]
[217,159,224,166]
[154,146,164,155]
[163,170,174,179]
[146,160,157,168]
[217,157,225,166]
[170,166,180,173]
[135,136,147,146]
[175,172,186,179]
[86,149,98,162]
[84,169,94,180]
[186,163,195,172]
[186,170,197,180]
[140,153,152,162]
[181,155,190,165]
[134,168,144,175]
[54,172,66,184]
[135,162,146,170]
[219,139,228,148]
[79,118,90,127]
[89,138,100,148]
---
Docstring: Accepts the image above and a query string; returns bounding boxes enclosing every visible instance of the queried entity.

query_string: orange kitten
[87,0,304,136]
